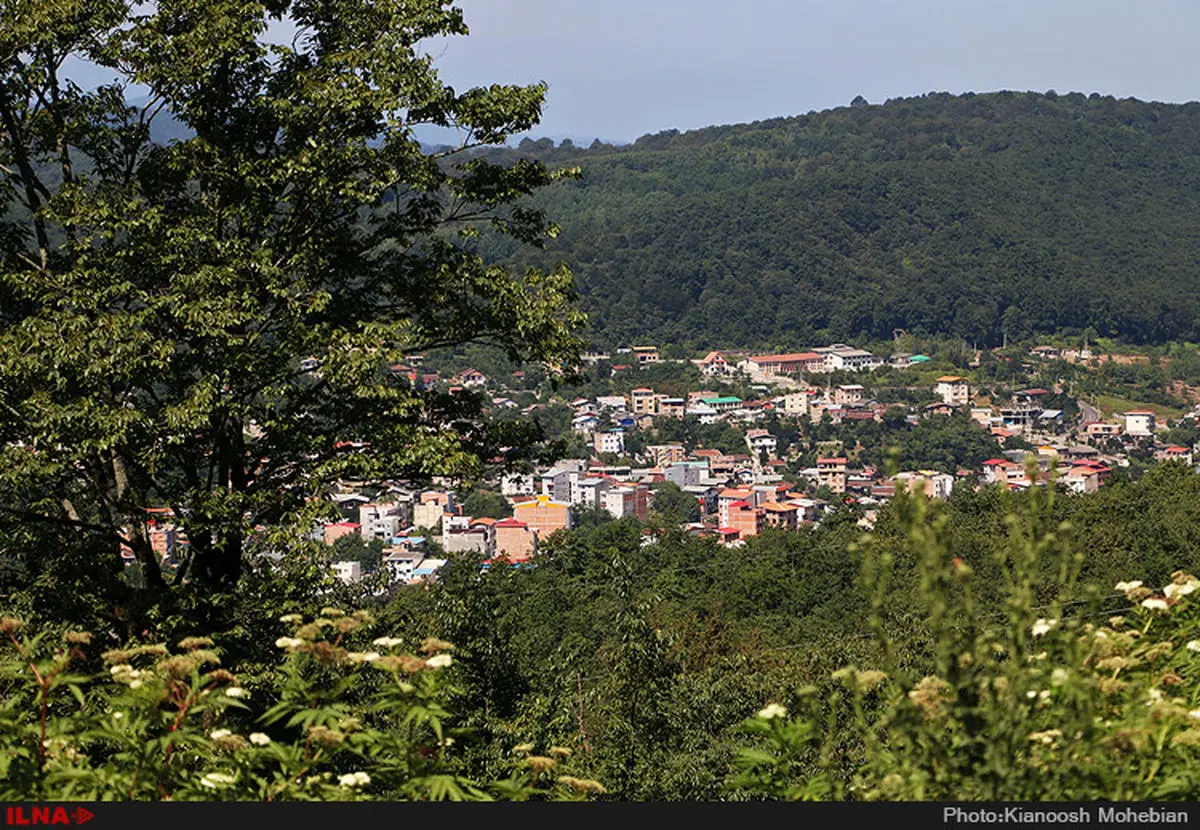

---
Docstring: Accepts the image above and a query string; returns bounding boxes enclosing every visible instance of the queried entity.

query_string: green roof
[909,354,932,362]
[701,396,742,405]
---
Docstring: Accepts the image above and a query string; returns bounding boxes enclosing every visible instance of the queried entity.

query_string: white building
[332,560,362,584]
[501,472,537,498]
[816,344,882,372]
[593,429,626,456]
[935,376,971,407]
[1124,410,1156,437]
[358,502,407,542]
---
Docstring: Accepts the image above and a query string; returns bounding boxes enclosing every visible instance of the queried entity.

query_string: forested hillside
[479,91,1200,349]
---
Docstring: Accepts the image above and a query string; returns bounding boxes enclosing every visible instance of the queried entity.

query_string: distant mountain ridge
[470,90,1200,350]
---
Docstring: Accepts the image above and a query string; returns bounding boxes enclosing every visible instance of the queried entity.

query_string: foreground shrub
[0,611,602,801]
[732,473,1200,800]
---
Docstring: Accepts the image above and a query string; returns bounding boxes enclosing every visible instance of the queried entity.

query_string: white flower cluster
[425,654,453,669]
[338,771,371,788]
[757,703,788,720]
[346,652,381,664]
[110,664,145,689]
[372,637,404,648]
[249,732,272,746]
[1031,618,1058,637]
[275,637,304,649]
[199,772,236,790]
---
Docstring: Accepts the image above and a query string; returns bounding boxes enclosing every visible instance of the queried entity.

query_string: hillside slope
[478,91,1200,350]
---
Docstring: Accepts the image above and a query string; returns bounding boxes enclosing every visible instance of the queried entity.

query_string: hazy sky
[66,1,1200,144]
[424,0,1200,142]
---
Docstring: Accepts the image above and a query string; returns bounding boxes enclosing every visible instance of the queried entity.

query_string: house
[323,521,361,545]
[1156,445,1194,464]
[1085,422,1123,441]
[413,491,456,529]
[630,387,658,415]
[814,344,882,372]
[816,458,848,494]
[779,390,813,416]
[923,401,957,417]
[893,471,955,500]
[493,518,537,561]
[833,384,866,406]
[725,500,762,538]
[455,368,487,388]
[1124,411,1156,437]
[443,524,493,556]
[631,346,660,365]
[697,351,734,377]
[646,443,687,466]
[594,429,626,456]
[603,486,650,521]
[332,560,362,584]
[574,476,613,509]
[596,395,628,412]
[744,352,825,377]
[540,461,585,502]
[571,412,601,434]
[1030,345,1063,360]
[1062,466,1102,494]
[658,397,686,419]
[700,395,743,414]
[358,502,408,541]
[501,472,537,498]
[745,428,778,458]
[686,404,720,424]
[513,494,574,537]
[718,488,756,526]
[935,376,970,407]
[760,501,799,531]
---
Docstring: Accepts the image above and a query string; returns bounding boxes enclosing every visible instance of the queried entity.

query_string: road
[1079,400,1101,425]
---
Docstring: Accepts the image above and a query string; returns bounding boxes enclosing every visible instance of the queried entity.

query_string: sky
[421,0,1200,144]
[67,1,1200,145]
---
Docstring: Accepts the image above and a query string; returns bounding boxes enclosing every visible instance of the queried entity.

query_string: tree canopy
[0,0,584,608]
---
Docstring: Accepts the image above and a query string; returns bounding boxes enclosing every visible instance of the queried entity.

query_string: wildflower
[321,607,345,618]
[346,651,381,664]
[513,743,535,755]
[224,686,248,698]
[1188,641,1200,653]
[1142,598,1170,613]
[295,623,323,640]
[1031,618,1057,637]
[279,613,303,624]
[338,772,371,788]
[1051,668,1069,686]
[0,616,24,634]
[557,776,607,794]
[129,679,143,689]
[307,726,345,747]
[419,637,455,655]
[526,756,557,774]
[1172,730,1200,748]
[249,733,271,746]
[1148,688,1165,705]
[1115,580,1143,593]
[64,631,92,645]
[1029,729,1063,745]
[178,637,214,651]
[372,636,404,648]
[549,746,573,758]
[908,676,953,720]
[425,654,453,669]
[757,703,788,720]
[275,637,304,649]
[210,729,232,740]
[1188,710,1200,721]
[199,772,236,789]
[1164,582,1198,600]
[112,711,124,720]
[334,617,361,634]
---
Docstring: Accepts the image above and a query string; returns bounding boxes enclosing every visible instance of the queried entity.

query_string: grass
[1092,393,1186,420]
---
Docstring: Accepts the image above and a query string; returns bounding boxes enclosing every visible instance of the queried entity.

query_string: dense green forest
[478,91,1200,350]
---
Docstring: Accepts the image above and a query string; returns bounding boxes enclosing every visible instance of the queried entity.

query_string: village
[129,341,1200,588]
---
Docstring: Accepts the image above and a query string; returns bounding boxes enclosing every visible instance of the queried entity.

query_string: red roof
[982,458,1010,466]
[817,457,848,464]
[494,518,529,529]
